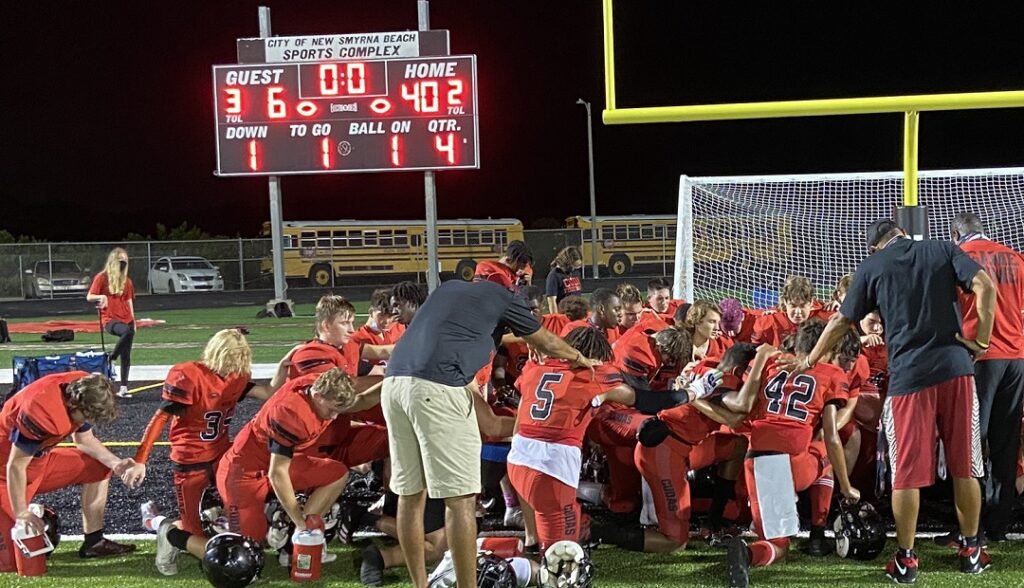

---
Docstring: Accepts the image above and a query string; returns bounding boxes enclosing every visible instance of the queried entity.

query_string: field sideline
[14,538,1024,587]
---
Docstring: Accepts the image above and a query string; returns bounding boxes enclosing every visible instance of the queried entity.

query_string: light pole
[576,99,600,279]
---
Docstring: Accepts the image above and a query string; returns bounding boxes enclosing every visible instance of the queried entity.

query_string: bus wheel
[455,259,476,282]
[308,264,333,287]
[608,254,631,276]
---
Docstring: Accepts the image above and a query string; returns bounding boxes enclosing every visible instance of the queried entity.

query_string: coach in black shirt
[383,280,598,588]
[786,218,996,583]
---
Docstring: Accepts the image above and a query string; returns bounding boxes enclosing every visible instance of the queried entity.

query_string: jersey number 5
[530,373,564,421]
[763,371,816,422]
[200,411,224,441]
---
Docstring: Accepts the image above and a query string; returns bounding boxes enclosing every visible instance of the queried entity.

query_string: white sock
[146,515,167,532]
[509,556,533,587]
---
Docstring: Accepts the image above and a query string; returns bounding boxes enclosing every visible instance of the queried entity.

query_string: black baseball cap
[865,218,901,248]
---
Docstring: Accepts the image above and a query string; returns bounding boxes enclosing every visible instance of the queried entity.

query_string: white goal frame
[674,166,1024,302]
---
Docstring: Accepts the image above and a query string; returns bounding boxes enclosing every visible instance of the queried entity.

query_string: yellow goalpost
[599,0,1024,206]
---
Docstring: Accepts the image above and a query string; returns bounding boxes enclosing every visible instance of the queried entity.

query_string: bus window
[667,225,677,240]
[627,226,640,240]
[364,231,378,247]
[614,225,628,240]
[379,230,393,247]
[332,231,346,248]
[467,231,480,246]
[601,226,614,241]
[438,230,452,246]
[496,230,508,245]
[480,230,494,245]
[395,230,409,247]
[640,224,654,239]
[348,230,362,248]
[654,225,665,239]
[411,234,421,247]
[300,231,316,248]
[452,230,467,246]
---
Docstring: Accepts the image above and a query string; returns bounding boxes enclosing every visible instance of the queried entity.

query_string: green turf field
[12,539,1024,587]
[1,304,371,367]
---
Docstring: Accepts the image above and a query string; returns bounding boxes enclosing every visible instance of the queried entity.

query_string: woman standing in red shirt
[86,247,136,398]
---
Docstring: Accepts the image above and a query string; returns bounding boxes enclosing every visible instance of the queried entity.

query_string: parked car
[24,260,91,299]
[149,256,224,293]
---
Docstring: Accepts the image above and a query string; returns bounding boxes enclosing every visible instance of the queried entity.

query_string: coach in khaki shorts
[383,279,598,588]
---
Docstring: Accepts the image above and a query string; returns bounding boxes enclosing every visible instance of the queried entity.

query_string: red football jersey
[542,313,570,334]
[88,273,135,325]
[658,362,743,445]
[162,362,251,465]
[959,239,1024,360]
[861,344,889,396]
[222,374,332,471]
[0,372,85,462]
[748,360,849,454]
[612,319,672,383]
[501,341,531,383]
[732,309,762,343]
[473,260,518,291]
[845,354,869,400]
[515,360,624,447]
[288,339,360,379]
[696,335,734,362]
[350,322,406,365]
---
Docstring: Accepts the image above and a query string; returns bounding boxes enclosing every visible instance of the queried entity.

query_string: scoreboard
[213,55,478,175]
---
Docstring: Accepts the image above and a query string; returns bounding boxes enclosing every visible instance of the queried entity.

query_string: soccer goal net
[673,167,1024,306]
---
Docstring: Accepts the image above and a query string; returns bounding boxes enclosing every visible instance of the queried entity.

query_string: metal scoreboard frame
[212,55,480,176]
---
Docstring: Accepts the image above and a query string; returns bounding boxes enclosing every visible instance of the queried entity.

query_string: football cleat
[428,551,457,588]
[360,544,386,586]
[726,538,750,588]
[958,544,991,574]
[802,525,833,557]
[885,550,919,584]
[155,519,180,576]
[202,532,265,588]
[834,501,886,560]
[503,506,524,530]
[540,541,594,588]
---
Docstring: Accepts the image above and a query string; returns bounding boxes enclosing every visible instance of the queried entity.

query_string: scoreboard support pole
[419,0,441,293]
[255,6,293,314]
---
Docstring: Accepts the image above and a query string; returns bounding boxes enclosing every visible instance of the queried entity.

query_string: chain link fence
[1,229,676,300]
[0,239,273,299]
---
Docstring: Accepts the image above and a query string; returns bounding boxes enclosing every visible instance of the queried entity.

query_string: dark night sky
[4,1,1023,241]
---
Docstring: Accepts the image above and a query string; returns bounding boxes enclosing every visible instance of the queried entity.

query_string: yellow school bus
[568,214,792,276]
[568,215,678,276]
[261,218,525,286]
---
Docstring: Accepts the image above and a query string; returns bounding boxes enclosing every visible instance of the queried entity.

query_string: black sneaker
[885,550,919,584]
[932,530,962,549]
[958,544,991,574]
[801,526,833,556]
[727,538,751,588]
[337,501,365,545]
[360,544,385,586]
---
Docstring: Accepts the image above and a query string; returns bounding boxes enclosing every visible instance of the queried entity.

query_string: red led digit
[319,64,339,96]
[248,140,260,171]
[266,87,287,119]
[321,138,332,169]
[370,98,393,114]
[421,81,439,113]
[401,83,420,113]
[296,101,318,117]
[434,133,456,164]
[390,135,403,166]
[447,79,464,105]
[225,88,242,113]
[347,63,366,94]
